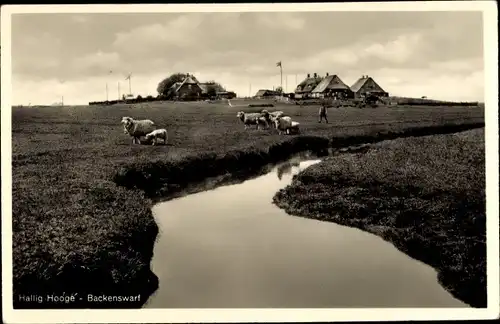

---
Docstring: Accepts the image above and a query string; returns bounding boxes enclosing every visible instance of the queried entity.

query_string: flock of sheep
[120,108,301,146]
[236,109,301,135]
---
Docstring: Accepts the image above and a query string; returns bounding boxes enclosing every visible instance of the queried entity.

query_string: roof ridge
[311,74,350,93]
[350,76,386,93]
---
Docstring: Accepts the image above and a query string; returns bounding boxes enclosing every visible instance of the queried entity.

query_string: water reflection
[276,160,300,180]
[145,160,468,309]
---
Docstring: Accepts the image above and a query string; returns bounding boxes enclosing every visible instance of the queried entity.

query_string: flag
[276,61,282,67]
[125,75,130,80]
[109,70,113,74]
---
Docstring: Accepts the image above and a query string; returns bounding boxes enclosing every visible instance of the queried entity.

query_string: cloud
[10,11,485,104]
[112,14,205,53]
[256,12,305,30]
[70,15,89,23]
[12,72,170,106]
[361,33,422,64]
[12,32,63,76]
[72,51,121,74]
[429,57,484,73]
[283,31,425,76]
[372,66,484,101]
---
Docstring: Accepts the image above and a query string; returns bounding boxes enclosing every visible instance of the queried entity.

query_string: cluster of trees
[156,73,227,100]
[89,73,232,105]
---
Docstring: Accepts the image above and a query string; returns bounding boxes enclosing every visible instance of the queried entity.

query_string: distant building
[294,73,323,99]
[350,75,388,98]
[171,73,203,100]
[198,82,226,98]
[311,73,353,99]
[255,89,279,98]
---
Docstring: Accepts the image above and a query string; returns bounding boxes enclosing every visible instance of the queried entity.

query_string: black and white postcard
[1,1,498,323]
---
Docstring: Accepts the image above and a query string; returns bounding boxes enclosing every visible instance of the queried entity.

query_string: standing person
[319,101,328,123]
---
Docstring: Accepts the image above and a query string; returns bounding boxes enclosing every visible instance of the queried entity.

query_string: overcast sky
[11,10,484,105]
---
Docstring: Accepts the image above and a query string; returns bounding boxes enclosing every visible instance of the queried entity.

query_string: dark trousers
[319,113,328,123]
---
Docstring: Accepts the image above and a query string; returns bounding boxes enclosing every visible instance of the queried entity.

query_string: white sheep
[289,121,301,135]
[261,110,284,123]
[236,111,269,130]
[274,116,296,135]
[269,110,285,122]
[121,116,156,144]
[256,116,270,129]
[144,128,168,146]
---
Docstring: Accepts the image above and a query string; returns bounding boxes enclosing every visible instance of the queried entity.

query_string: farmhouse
[255,89,280,98]
[350,75,389,98]
[198,82,226,97]
[171,74,203,100]
[311,73,354,99]
[294,73,323,99]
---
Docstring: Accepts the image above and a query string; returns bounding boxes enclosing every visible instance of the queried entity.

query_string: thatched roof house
[350,75,388,98]
[294,73,323,98]
[171,74,203,100]
[176,74,199,89]
[169,82,182,91]
[311,73,353,98]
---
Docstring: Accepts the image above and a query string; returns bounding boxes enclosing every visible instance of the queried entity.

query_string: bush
[248,103,274,108]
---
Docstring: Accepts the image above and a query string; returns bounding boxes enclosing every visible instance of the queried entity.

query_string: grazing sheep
[269,110,285,122]
[121,116,156,144]
[274,116,295,135]
[261,109,285,122]
[236,111,269,130]
[256,116,270,129]
[289,121,301,134]
[144,128,168,146]
[261,110,285,124]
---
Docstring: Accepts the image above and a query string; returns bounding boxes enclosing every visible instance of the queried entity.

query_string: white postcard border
[2,1,498,323]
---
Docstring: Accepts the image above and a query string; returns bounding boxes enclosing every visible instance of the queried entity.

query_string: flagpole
[60,79,65,107]
[126,74,132,96]
[107,70,113,102]
[118,82,121,101]
[276,61,283,98]
[280,64,283,98]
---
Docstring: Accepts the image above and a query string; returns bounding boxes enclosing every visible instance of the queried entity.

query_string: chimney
[313,72,317,78]
[307,73,310,78]
[326,72,329,76]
